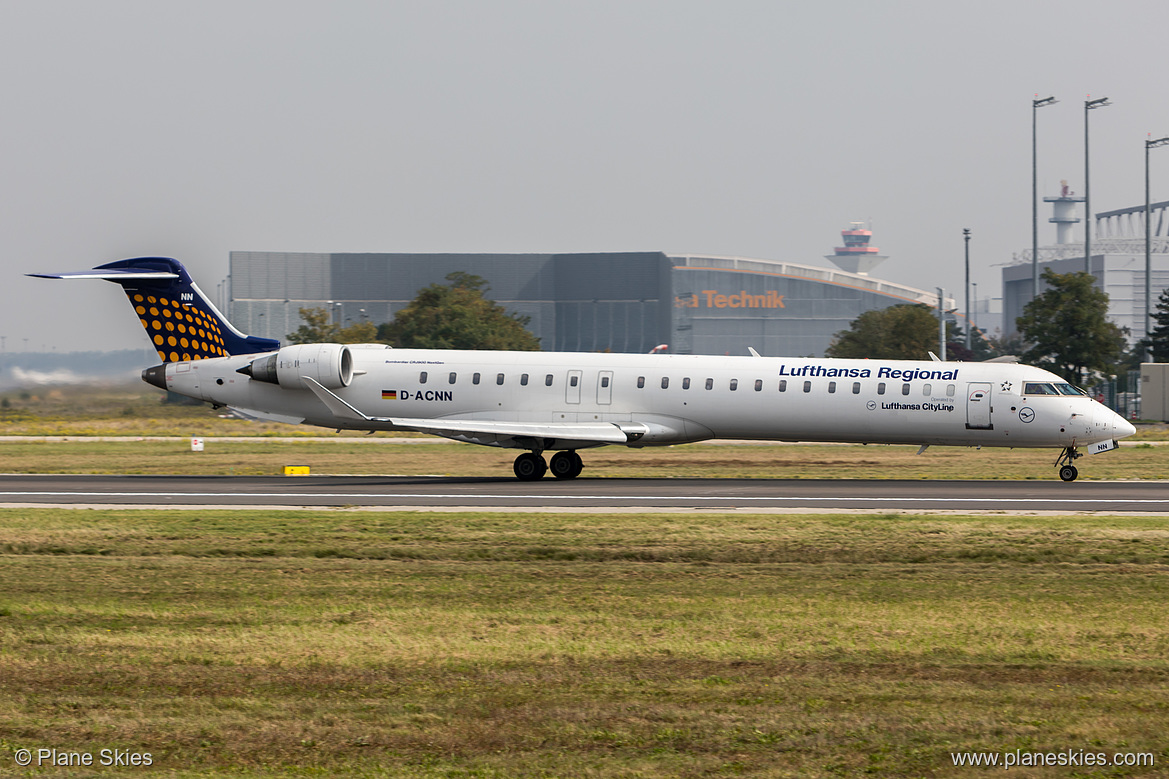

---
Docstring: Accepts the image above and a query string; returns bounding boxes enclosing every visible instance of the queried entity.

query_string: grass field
[0,438,1166,481]
[1,509,1167,777]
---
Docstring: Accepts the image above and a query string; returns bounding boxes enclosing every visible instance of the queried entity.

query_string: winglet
[301,377,371,421]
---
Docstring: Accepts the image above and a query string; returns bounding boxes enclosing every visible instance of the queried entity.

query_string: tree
[1016,269,1126,384]
[1138,287,1169,362]
[378,272,541,350]
[287,308,379,344]
[825,304,940,360]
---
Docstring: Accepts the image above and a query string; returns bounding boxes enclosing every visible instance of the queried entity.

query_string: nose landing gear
[1055,446,1082,482]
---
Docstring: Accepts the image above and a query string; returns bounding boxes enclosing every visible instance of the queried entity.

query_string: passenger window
[852,382,861,394]
[729,379,738,391]
[877,382,886,395]
[661,377,669,389]
[923,383,931,396]
[496,373,504,385]
[705,378,714,390]
[637,376,645,389]
[600,376,609,388]
[520,373,529,386]
[946,384,955,396]
[828,381,836,393]
[449,372,457,385]
[803,381,811,393]
[570,375,579,387]
[779,379,787,392]
[473,372,481,385]
[902,383,911,396]
[682,377,690,390]
[419,371,428,384]
[754,379,763,391]
[546,374,554,386]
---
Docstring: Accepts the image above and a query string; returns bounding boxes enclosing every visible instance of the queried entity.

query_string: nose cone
[1114,414,1137,440]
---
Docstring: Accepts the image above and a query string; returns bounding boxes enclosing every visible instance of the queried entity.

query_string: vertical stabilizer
[29,257,279,362]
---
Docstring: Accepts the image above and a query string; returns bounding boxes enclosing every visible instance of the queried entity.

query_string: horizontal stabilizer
[28,269,180,280]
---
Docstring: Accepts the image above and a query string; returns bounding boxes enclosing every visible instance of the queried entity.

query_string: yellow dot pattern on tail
[126,291,229,363]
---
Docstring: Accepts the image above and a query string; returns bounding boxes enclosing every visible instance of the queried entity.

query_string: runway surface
[0,474,1165,512]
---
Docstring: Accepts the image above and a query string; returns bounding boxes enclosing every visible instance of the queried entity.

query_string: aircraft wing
[300,377,632,443]
[384,416,630,443]
[226,406,307,425]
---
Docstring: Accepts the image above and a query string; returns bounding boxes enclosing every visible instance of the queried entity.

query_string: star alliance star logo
[1000,381,1012,392]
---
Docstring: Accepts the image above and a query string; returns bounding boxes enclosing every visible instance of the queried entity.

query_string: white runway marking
[1,490,1167,506]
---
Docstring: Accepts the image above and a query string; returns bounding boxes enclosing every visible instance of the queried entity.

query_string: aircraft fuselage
[156,345,1132,452]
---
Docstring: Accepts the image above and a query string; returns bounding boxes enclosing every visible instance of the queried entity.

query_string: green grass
[1,510,1167,776]
[0,438,1165,480]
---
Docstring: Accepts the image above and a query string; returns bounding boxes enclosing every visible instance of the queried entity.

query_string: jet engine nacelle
[239,343,354,389]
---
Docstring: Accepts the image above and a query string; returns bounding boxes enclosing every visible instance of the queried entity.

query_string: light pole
[1145,135,1169,359]
[937,288,946,361]
[1084,96,1111,276]
[1032,95,1057,301]
[963,228,972,351]
[972,282,978,337]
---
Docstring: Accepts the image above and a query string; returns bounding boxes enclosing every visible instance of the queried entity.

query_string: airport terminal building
[228,251,949,357]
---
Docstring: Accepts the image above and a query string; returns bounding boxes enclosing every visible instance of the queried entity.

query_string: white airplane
[32,257,1136,482]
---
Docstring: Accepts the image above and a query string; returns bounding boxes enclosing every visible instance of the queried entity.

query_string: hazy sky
[6,0,1169,353]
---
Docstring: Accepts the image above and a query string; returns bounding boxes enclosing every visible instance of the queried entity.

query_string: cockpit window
[1024,382,1059,395]
[1053,383,1087,396]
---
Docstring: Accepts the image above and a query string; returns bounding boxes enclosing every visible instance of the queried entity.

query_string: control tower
[1044,180,1084,245]
[825,222,888,275]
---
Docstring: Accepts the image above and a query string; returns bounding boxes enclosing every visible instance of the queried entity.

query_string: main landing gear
[1056,446,1083,482]
[513,450,583,481]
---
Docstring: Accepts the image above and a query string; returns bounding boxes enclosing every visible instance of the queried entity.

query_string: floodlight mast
[1084,96,1111,276]
[963,228,971,351]
[1145,135,1169,359]
[1032,96,1057,302]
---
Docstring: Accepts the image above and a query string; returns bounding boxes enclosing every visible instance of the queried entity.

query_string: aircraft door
[966,382,993,429]
[566,370,582,404]
[597,371,613,405]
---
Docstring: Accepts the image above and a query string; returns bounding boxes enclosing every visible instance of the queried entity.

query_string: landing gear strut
[1055,446,1082,482]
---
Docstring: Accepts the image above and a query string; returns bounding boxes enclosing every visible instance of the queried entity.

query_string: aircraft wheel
[513,452,547,481]
[550,451,583,480]
[1059,465,1078,482]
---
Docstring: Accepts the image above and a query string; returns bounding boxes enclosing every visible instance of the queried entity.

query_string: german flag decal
[382,390,398,400]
